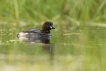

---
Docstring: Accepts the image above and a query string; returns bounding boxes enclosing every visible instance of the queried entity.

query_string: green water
[0,22,106,71]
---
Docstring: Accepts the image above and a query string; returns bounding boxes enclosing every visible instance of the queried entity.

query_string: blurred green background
[0,0,106,71]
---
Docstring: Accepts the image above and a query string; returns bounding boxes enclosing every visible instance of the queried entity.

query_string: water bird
[17,21,55,43]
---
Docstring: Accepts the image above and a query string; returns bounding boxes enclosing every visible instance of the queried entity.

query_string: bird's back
[17,29,51,43]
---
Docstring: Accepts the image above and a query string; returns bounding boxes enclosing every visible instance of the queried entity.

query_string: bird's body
[17,21,55,43]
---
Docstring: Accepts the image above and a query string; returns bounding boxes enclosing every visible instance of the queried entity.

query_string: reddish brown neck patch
[42,24,50,33]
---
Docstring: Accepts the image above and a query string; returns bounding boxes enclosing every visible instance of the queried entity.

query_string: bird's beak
[50,26,55,29]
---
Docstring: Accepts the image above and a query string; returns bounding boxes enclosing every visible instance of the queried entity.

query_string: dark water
[0,23,106,71]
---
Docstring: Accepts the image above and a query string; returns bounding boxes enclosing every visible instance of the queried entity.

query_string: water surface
[0,22,106,71]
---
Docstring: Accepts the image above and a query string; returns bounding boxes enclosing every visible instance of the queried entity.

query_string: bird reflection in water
[41,39,54,65]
